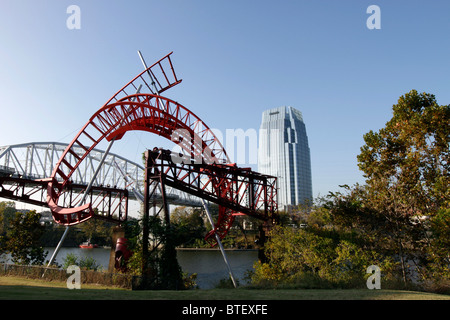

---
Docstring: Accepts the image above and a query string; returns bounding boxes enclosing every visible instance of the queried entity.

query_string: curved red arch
[46,52,240,243]
[46,93,229,225]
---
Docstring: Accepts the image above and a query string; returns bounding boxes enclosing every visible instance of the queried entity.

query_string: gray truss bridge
[0,142,203,223]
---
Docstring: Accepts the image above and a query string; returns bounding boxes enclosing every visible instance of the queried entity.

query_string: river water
[40,247,258,289]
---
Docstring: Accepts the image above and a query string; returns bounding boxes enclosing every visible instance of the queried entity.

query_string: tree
[357,90,449,283]
[0,201,16,236]
[426,208,450,281]
[6,210,47,265]
[252,90,448,290]
[170,206,206,247]
[251,223,392,288]
[325,185,404,284]
[77,217,113,246]
[0,202,16,258]
[358,90,449,214]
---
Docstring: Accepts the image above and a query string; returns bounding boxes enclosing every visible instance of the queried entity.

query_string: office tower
[258,106,312,210]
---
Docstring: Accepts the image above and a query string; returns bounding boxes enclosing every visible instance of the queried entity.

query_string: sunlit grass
[1,276,449,300]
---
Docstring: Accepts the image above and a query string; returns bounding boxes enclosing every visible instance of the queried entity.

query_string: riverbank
[34,247,258,289]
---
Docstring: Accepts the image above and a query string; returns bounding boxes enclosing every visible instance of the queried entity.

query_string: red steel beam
[145,149,278,244]
[0,176,127,224]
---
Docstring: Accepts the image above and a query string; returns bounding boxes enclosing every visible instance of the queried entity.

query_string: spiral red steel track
[46,52,277,243]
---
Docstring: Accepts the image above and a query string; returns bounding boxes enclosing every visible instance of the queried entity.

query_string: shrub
[250,225,398,289]
[62,253,101,271]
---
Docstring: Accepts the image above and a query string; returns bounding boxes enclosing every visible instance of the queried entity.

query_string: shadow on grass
[1,285,449,300]
[1,276,449,300]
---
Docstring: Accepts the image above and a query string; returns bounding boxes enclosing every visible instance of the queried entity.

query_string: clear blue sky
[1,0,449,199]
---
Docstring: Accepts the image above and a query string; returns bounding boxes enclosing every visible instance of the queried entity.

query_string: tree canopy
[358,90,449,215]
[4,210,47,265]
[252,90,449,291]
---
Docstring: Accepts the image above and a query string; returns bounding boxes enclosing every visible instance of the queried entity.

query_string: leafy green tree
[77,217,113,246]
[0,202,16,258]
[251,224,393,288]
[6,210,47,265]
[0,202,16,236]
[358,90,449,214]
[357,90,449,283]
[252,90,448,290]
[170,206,206,247]
[426,208,450,281]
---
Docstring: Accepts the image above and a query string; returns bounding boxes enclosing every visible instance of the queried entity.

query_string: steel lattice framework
[0,142,203,216]
[1,52,278,244]
[46,52,234,225]
[0,142,143,190]
[146,149,278,245]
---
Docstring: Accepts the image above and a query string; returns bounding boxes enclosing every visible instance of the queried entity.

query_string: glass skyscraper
[258,106,312,210]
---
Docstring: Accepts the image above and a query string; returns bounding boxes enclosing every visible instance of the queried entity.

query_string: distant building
[258,106,312,210]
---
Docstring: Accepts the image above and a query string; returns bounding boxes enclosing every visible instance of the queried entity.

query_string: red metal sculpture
[145,149,278,245]
[115,238,132,272]
[46,52,277,244]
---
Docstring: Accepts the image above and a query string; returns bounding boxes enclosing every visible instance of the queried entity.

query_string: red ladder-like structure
[46,52,278,244]
[146,148,278,245]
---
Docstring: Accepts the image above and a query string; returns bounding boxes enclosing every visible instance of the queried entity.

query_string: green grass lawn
[0,275,449,300]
